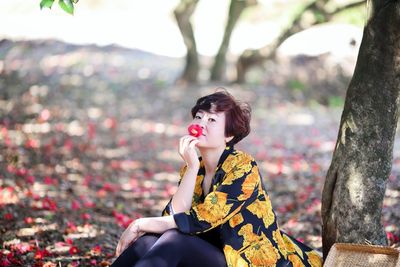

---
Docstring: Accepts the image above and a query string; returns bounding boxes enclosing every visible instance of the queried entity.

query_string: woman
[112,90,322,267]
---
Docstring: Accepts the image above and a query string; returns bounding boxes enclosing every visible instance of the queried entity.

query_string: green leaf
[58,0,74,15]
[40,0,55,9]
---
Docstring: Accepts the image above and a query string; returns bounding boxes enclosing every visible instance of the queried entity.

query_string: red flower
[42,197,57,211]
[66,221,77,233]
[81,213,91,220]
[13,242,32,254]
[4,213,13,220]
[26,175,36,185]
[188,124,202,137]
[69,246,79,255]
[24,217,34,224]
[71,200,81,210]
[34,249,51,260]
[43,176,56,185]
[6,252,22,265]
[90,245,102,256]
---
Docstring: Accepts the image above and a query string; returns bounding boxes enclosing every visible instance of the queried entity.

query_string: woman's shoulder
[221,149,256,174]
[231,149,255,163]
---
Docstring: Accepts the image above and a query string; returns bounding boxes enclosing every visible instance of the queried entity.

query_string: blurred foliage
[333,5,366,26]
[328,96,345,107]
[288,79,306,92]
[40,0,78,15]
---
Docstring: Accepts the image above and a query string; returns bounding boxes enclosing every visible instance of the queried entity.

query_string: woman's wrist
[133,219,141,232]
[186,165,199,173]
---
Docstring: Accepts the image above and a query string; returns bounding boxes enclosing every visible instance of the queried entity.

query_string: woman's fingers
[179,135,197,155]
[188,139,199,149]
[115,223,142,257]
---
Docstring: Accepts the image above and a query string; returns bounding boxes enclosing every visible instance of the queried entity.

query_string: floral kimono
[162,146,322,267]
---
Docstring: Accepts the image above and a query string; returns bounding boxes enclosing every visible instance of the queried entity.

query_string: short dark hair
[191,89,251,146]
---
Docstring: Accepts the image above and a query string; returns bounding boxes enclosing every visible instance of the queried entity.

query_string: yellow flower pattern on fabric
[306,251,323,267]
[246,197,275,228]
[163,146,323,267]
[194,191,233,225]
[224,245,249,267]
[272,230,287,258]
[238,224,260,247]
[288,254,304,267]
[232,160,253,180]
[221,153,245,174]
[243,237,280,267]
[238,166,259,200]
[222,154,252,186]
[229,213,244,228]
[283,234,304,259]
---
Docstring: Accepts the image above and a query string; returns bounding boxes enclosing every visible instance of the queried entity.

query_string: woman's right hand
[115,219,145,257]
[179,135,200,169]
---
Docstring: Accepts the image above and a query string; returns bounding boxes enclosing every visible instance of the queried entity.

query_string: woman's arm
[136,215,177,233]
[169,135,200,213]
[170,166,198,213]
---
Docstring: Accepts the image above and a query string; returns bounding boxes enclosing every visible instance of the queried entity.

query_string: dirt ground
[0,39,399,266]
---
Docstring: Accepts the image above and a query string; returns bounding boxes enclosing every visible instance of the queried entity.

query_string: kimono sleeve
[173,154,260,234]
[161,165,187,216]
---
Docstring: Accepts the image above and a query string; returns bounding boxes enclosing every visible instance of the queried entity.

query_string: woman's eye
[195,115,201,119]
[209,118,216,122]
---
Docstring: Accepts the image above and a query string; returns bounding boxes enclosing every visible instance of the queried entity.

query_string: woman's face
[191,109,232,149]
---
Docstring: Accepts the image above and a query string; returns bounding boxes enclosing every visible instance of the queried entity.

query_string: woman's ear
[225,136,234,143]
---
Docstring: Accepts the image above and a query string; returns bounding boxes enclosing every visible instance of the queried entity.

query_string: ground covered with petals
[0,39,399,266]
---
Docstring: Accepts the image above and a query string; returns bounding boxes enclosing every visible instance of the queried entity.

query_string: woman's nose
[198,119,206,128]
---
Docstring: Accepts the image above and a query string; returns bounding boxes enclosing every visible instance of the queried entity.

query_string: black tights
[110,229,227,267]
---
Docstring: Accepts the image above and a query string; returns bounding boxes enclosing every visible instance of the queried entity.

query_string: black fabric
[110,229,227,267]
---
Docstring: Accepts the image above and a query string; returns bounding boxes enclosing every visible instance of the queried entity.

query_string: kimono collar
[212,145,234,184]
[216,145,234,169]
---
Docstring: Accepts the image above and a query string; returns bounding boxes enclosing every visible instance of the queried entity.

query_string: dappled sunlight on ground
[0,39,399,266]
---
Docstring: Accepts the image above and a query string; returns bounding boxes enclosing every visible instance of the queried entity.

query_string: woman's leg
[135,229,226,267]
[110,233,160,267]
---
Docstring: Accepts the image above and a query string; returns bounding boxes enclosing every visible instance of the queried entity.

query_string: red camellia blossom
[69,246,79,255]
[4,213,13,220]
[42,197,57,211]
[81,213,91,220]
[34,249,51,260]
[90,245,102,256]
[188,124,202,137]
[24,217,34,224]
[71,199,81,210]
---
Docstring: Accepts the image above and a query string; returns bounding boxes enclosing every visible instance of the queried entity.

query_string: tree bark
[321,1,400,259]
[210,0,257,81]
[174,0,200,84]
[235,0,366,83]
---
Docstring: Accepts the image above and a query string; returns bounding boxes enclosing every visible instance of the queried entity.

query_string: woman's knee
[157,229,189,249]
[161,229,181,238]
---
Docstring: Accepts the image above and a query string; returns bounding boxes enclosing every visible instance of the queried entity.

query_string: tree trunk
[210,0,257,81]
[321,0,400,259]
[174,0,199,84]
[235,0,366,83]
